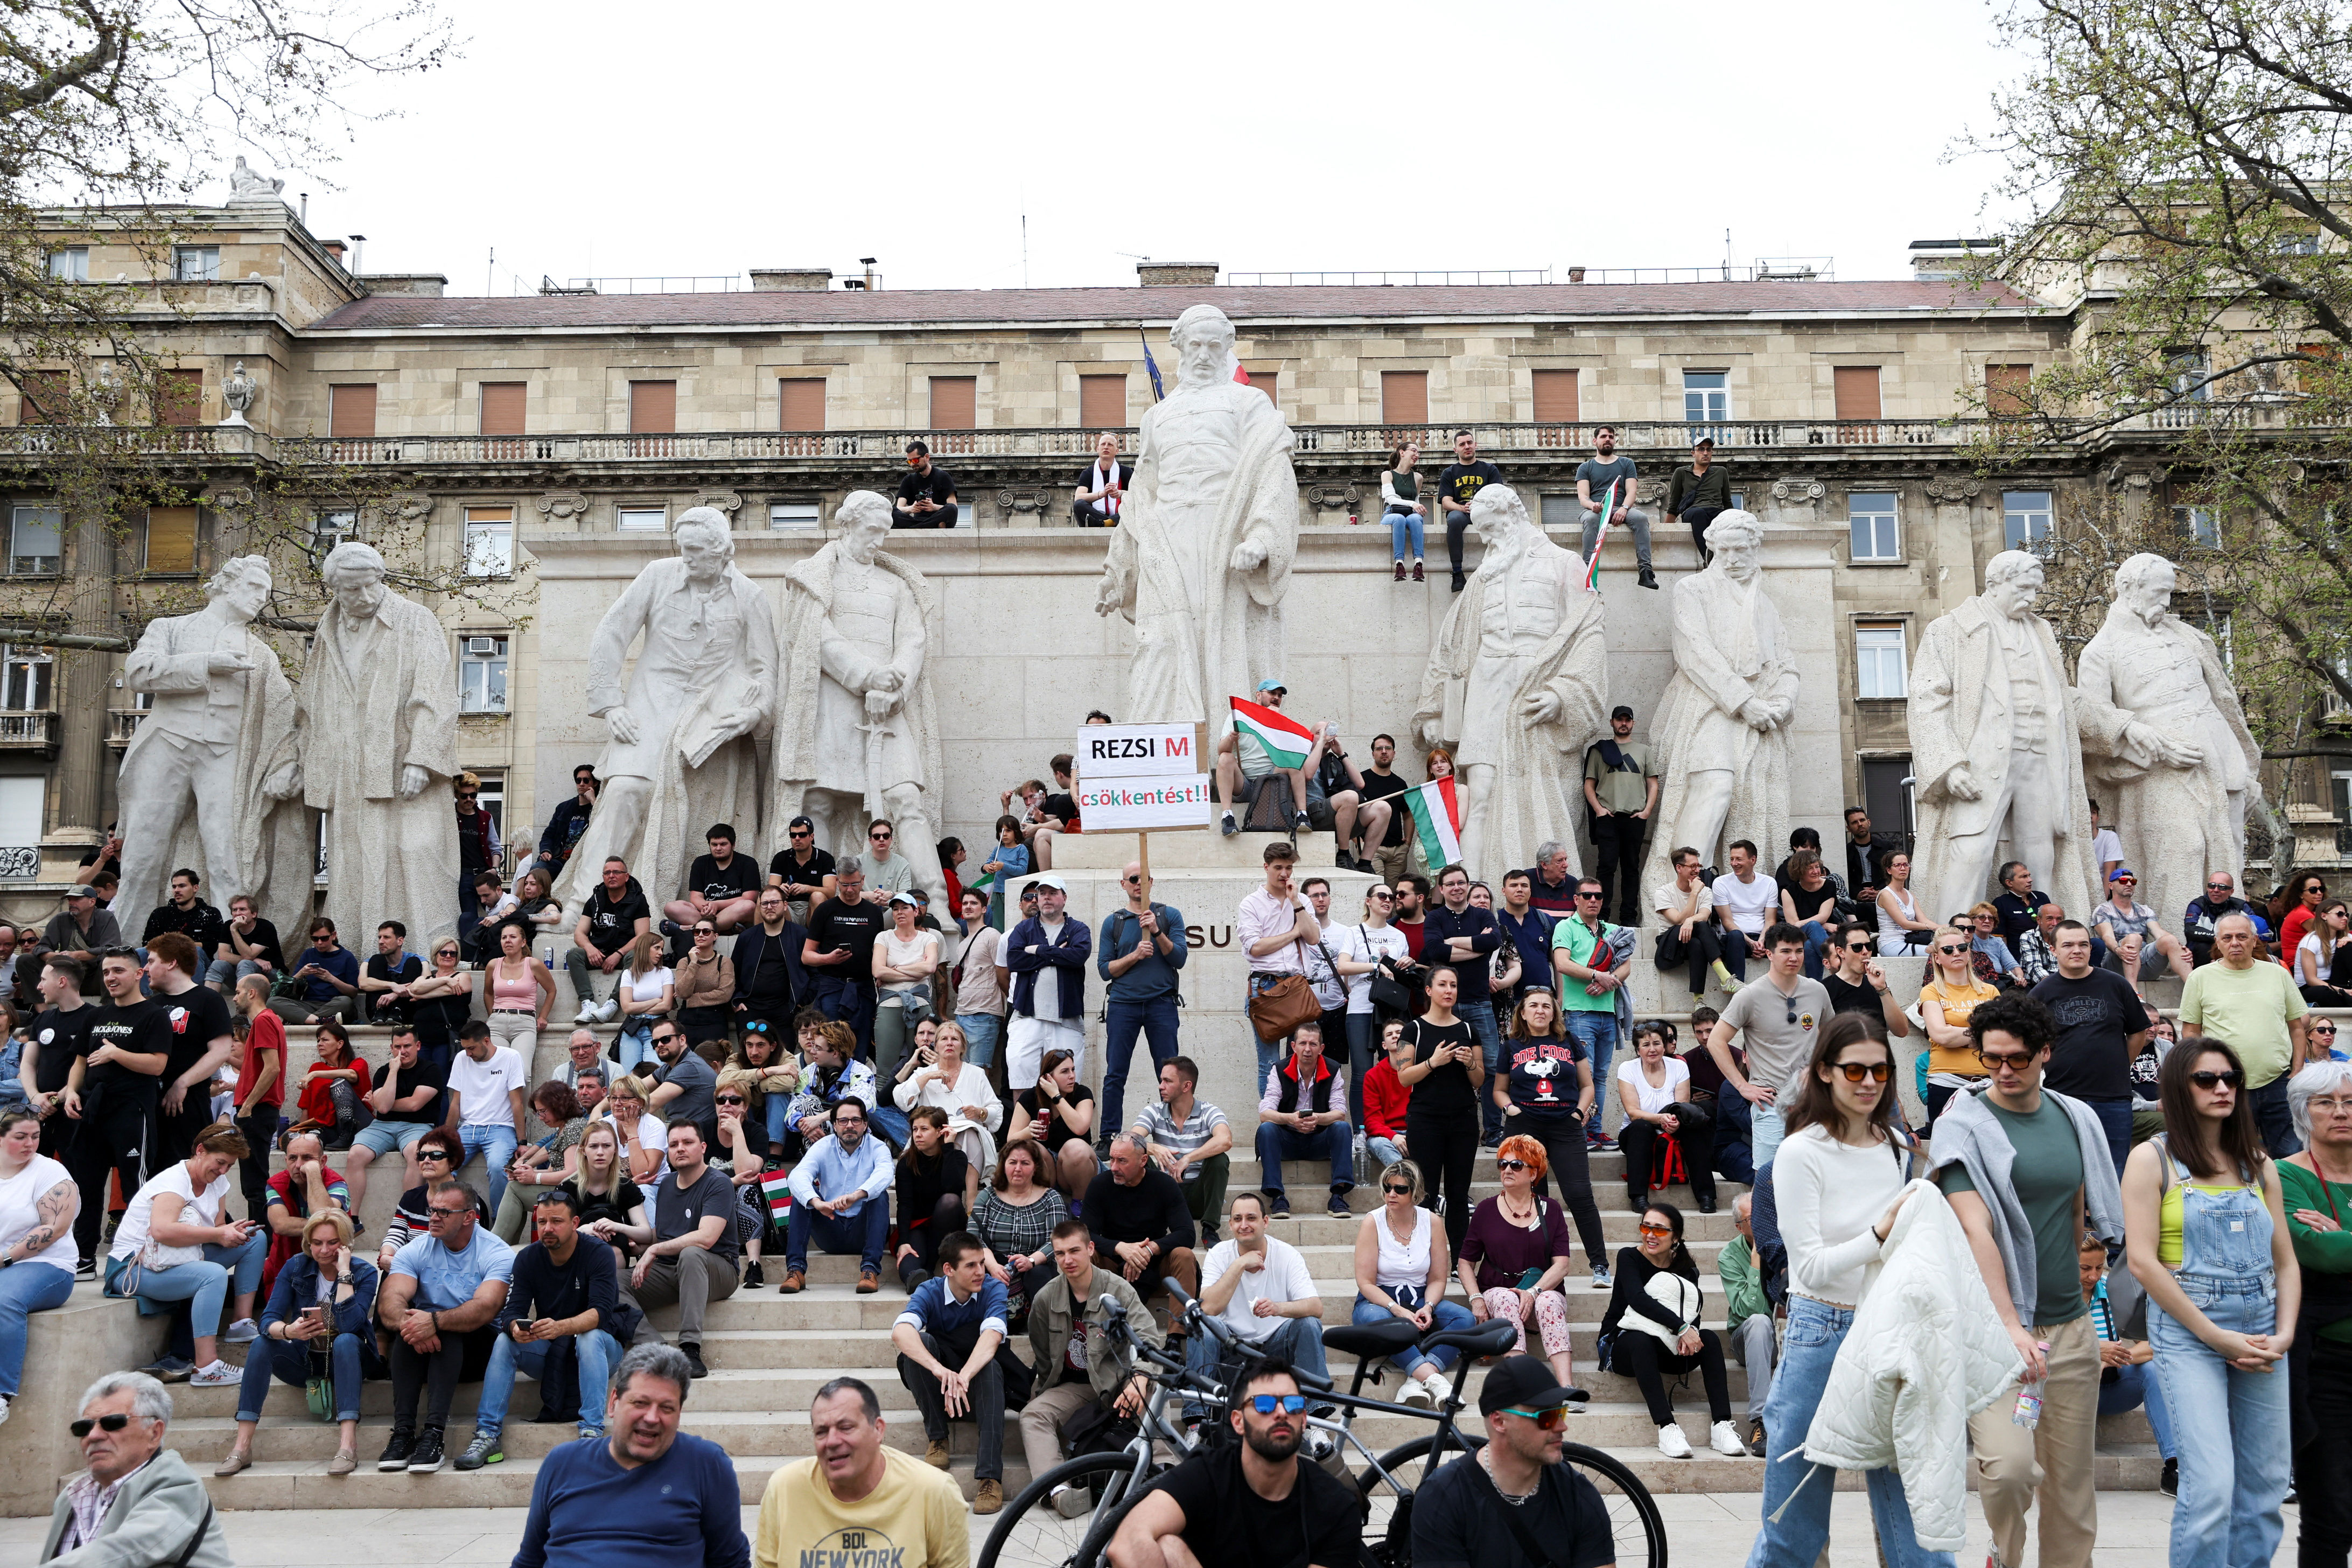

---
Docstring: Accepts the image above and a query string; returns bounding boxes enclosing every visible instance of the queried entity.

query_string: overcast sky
[278,0,2031,296]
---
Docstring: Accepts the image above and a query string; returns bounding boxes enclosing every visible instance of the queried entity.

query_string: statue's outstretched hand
[605,709,640,747]
[1230,538,1269,572]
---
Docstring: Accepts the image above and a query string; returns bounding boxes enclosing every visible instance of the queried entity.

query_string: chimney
[1567,266,1587,283]
[752,268,834,292]
[1908,238,1997,280]
[1138,262,1217,287]
[320,240,346,263]
[358,273,446,297]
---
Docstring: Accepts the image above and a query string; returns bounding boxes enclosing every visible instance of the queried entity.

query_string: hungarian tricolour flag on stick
[1229,696,1315,769]
[1406,776,1465,867]
[1581,482,1619,592]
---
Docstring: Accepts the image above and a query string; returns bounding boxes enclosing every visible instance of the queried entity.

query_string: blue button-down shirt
[786,1130,895,1219]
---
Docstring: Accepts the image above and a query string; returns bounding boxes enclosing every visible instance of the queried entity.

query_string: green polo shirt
[1550,915,1619,1014]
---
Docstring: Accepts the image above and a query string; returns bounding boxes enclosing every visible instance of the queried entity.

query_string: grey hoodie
[1928,1084,2125,1328]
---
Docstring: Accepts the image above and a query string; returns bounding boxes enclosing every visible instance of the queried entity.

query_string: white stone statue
[772,491,946,903]
[1640,511,1797,895]
[561,506,775,908]
[1094,304,1296,724]
[111,556,310,936]
[228,157,284,199]
[220,362,257,425]
[1907,549,2101,925]
[1410,483,1609,881]
[296,541,461,950]
[2076,552,2260,927]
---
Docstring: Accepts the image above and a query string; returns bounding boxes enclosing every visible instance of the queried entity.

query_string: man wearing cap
[1582,705,1657,928]
[1215,680,1331,837]
[44,885,123,971]
[1005,876,1090,1089]
[1411,1356,1616,1568]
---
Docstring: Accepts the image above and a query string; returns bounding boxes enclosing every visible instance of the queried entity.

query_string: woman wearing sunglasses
[712,1081,773,1287]
[2122,1038,2299,1567]
[1350,1158,1476,1407]
[404,939,475,1075]
[373,1128,480,1273]
[1456,1134,1584,1402]
[1601,1199,1738,1459]
[1745,1011,1944,1565]
[671,920,734,1049]
[1919,924,1999,1126]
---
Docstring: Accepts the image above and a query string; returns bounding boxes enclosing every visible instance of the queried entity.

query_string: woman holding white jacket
[1745,1011,1950,1568]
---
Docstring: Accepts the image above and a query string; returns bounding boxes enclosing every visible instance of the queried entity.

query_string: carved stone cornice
[1923,477,1982,505]
[1770,478,1825,505]
[535,491,591,524]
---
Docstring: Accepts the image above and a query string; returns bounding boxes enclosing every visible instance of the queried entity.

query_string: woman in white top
[894,1018,1002,1173]
[603,1075,669,1185]
[872,890,943,1081]
[1875,851,1935,955]
[614,931,676,1072]
[103,1118,269,1387]
[1329,883,1411,1125]
[0,1107,77,1419]
[2299,898,2352,1006]
[1744,1012,1945,1568]
[1350,1157,1478,1405]
[1615,1023,1717,1213]
[1380,440,1428,579]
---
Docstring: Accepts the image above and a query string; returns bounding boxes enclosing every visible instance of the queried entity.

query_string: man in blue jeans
[1253,1021,1353,1217]
[1423,864,1504,1144]
[460,1188,627,1467]
[1550,876,1626,1150]
[780,1097,894,1294]
[1097,860,1187,1139]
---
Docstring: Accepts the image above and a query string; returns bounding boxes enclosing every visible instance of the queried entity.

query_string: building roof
[308,278,2041,333]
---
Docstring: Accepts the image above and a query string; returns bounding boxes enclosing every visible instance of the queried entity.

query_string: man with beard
[1108,1361,1361,1568]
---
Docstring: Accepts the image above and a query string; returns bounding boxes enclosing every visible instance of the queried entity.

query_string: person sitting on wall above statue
[895,440,960,529]
[1074,431,1129,528]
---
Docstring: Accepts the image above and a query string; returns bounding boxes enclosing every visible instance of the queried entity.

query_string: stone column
[51,512,117,836]
[1923,475,1984,620]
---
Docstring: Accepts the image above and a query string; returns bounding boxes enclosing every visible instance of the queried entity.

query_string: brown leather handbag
[1247,939,1324,1042]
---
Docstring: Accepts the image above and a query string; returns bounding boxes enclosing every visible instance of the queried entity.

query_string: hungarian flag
[1581,483,1619,592]
[1233,365,1252,386]
[760,1168,794,1224]
[1405,777,1465,869]
[1229,696,1314,769]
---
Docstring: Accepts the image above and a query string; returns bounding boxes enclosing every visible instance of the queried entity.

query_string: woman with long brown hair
[1381,439,1426,581]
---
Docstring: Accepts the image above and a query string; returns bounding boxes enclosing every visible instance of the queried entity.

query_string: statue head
[1703,509,1765,582]
[2112,552,2177,624]
[837,491,894,562]
[320,540,387,614]
[1982,549,2046,620]
[1169,305,1238,390]
[673,507,733,583]
[1467,482,1534,549]
[204,555,271,622]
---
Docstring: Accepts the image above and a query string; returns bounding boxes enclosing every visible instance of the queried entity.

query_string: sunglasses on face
[716,1096,746,1107]
[789,829,811,839]
[2190,1069,2245,1089]
[2316,1024,2340,1036]
[1833,1061,1893,1082]
[2208,883,2233,892]
[1976,1049,2036,1070]
[1503,1404,1572,1431]
[1249,1394,1310,1415]
[695,927,716,936]
[1935,943,1969,955]
[1381,1182,1412,1195]
[1495,1158,1529,1172]
[871,831,892,841]
[71,1413,132,1437]
[417,1149,451,1161]
[1637,1222,1674,1238]
[1574,891,1602,900]
[2114,876,2137,885]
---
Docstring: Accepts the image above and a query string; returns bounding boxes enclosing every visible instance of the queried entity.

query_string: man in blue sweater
[1097,861,1187,1139]
[511,1342,749,1568]
[893,1230,1012,1514]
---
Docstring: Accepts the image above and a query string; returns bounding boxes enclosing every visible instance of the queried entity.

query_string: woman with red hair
[1455,1131,1585,1399]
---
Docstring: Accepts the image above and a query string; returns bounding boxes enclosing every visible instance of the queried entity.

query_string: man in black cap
[1581,705,1656,928]
[1411,1356,1617,1568]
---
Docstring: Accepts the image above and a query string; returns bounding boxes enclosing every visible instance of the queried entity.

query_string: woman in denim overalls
[2122,1037,2302,1568]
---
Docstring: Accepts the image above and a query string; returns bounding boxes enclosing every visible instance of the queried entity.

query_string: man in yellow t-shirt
[755,1376,971,1568]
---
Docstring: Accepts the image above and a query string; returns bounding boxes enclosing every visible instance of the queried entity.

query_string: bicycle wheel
[1354,1434,1668,1568]
[980,1451,1163,1568]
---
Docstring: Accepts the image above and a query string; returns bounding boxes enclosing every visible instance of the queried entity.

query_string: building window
[47,248,86,283]
[779,379,825,433]
[9,506,60,575]
[473,771,506,837]
[1986,364,2032,417]
[2173,505,2221,548]
[172,247,220,282]
[458,635,508,715]
[1532,369,1579,423]
[628,380,676,434]
[479,382,526,437]
[156,369,201,428]
[18,370,65,425]
[1381,370,1429,426]
[1248,371,1277,405]
[1849,492,1900,562]
[1833,366,1882,423]
[2281,233,2322,256]
[1856,622,1908,699]
[463,506,514,578]
[768,502,820,530]
[2003,490,2054,554]
[616,506,667,533]
[1683,370,1730,427]
[0,645,52,710]
[328,383,377,439]
[929,376,976,430]
[314,508,355,561]
[142,506,197,574]
[1078,375,1126,431]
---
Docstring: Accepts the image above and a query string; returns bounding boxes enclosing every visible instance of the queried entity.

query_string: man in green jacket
[1718,1192,1775,1457]
[1020,1217,1162,1517]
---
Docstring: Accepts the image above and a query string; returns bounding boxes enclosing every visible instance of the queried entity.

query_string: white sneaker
[594,997,620,1023]
[190,1360,240,1388]
[1709,1419,1746,1456]
[223,1318,258,1345]
[1051,1482,1090,1520]
[1398,1378,1434,1409]
[1657,1422,1693,1458]
[573,1000,597,1024]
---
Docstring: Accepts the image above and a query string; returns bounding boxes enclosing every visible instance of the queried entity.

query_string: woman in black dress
[1400,967,1484,1255]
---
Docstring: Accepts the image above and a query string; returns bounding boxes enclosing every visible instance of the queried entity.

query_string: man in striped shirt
[1131,1056,1233,1245]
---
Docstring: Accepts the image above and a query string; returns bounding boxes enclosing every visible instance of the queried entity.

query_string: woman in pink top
[485,921,554,1054]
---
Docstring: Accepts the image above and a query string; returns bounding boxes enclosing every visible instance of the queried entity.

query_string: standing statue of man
[1094,304,1297,724]
[773,491,946,904]
[2076,552,2259,927]
[1908,549,2102,924]
[112,556,309,934]
[1409,484,1609,881]
[1641,511,1797,897]
[563,506,775,909]
[297,541,461,950]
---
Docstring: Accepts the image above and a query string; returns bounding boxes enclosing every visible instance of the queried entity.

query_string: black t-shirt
[373,1056,447,1125]
[745,925,799,1005]
[767,847,837,894]
[1411,1453,1615,1568]
[153,984,234,1086]
[1435,460,1503,519]
[654,1166,739,1262]
[1043,792,1078,827]
[1821,972,1885,1018]
[29,1004,91,1094]
[1993,891,2050,944]
[1149,1443,1360,1568]
[1409,1018,1479,1119]
[895,466,958,517]
[898,1146,972,1229]
[81,998,172,1101]
[565,1173,645,1230]
[220,917,286,971]
[1356,768,1410,847]
[809,898,886,992]
[508,1232,622,1339]
[687,853,761,905]
[141,899,228,954]
[2029,968,2147,1102]
[584,881,652,951]
[1018,1084,1094,1149]
[1503,1034,1587,1125]
[366,953,424,1011]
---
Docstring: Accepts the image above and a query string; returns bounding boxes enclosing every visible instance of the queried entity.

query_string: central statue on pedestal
[1094,304,1297,724]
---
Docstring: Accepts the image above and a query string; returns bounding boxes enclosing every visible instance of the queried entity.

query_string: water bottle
[2011,1341,2052,1427]
[542,944,552,968]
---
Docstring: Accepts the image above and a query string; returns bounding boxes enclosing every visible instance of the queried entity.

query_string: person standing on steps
[1583,705,1657,928]
[1703,923,1831,1170]
[1433,429,1501,593]
[1577,425,1659,590]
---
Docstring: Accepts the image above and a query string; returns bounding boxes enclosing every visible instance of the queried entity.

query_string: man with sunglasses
[45,1372,230,1566]
[376,1178,516,1473]
[1099,860,1188,1139]
[267,919,359,1025]
[2029,918,2148,1175]
[860,819,916,898]
[568,857,652,1026]
[1818,922,1910,1039]
[1933,992,2123,1568]
[2181,870,2269,968]
[767,814,837,926]
[804,858,885,1055]
[894,439,958,529]
[2179,909,2311,1156]
[453,771,501,941]
[1109,1360,1360,1568]
[1703,922,1831,1168]
[533,765,599,882]
[1550,876,1626,1151]
[1410,1355,1616,1568]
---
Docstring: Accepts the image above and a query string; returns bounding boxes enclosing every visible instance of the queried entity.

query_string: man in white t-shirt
[443,1020,527,1213]
[1186,1191,1328,1403]
[1710,839,1779,984]
[1654,845,1727,998]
